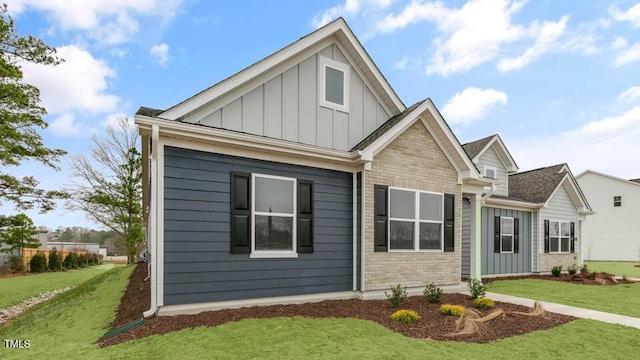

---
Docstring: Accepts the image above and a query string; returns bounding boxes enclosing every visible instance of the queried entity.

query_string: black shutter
[570,221,575,253]
[297,180,313,253]
[544,220,550,253]
[514,218,520,253]
[443,194,455,252]
[374,185,388,252]
[494,216,501,253]
[230,172,251,254]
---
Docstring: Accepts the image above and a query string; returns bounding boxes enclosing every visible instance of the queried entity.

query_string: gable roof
[351,100,425,151]
[576,170,640,187]
[462,134,518,172]
[154,18,404,121]
[631,178,640,184]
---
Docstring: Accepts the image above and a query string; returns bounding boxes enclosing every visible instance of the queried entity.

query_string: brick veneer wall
[363,120,462,291]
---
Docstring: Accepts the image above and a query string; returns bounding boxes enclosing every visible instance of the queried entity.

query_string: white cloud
[511,105,640,178]
[20,45,119,114]
[109,48,129,58]
[49,113,82,137]
[611,3,640,28]
[312,0,361,28]
[497,16,569,72]
[376,0,443,33]
[614,42,640,66]
[394,55,409,70]
[618,86,640,104]
[101,113,133,129]
[5,0,183,45]
[442,87,508,125]
[611,36,628,50]
[150,43,170,65]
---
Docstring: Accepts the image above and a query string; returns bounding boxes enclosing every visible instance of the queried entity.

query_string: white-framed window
[251,173,297,258]
[484,166,497,179]
[318,56,349,112]
[549,220,570,253]
[388,187,443,252]
[500,217,514,253]
[614,196,622,207]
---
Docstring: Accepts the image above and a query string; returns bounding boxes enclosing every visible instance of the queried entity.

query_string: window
[230,173,313,257]
[388,187,443,251]
[549,220,570,253]
[614,196,622,207]
[500,217,514,253]
[319,56,349,112]
[484,166,497,179]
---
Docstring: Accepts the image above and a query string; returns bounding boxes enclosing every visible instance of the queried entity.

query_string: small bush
[385,284,408,308]
[567,263,578,275]
[440,304,465,317]
[8,255,25,272]
[580,263,589,274]
[623,274,628,281]
[64,252,79,269]
[551,265,562,277]
[467,278,486,299]
[48,248,62,272]
[78,253,88,268]
[424,282,443,303]
[390,309,421,324]
[29,251,47,273]
[472,298,495,310]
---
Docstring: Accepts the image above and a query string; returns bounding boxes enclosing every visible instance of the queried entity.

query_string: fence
[22,248,88,272]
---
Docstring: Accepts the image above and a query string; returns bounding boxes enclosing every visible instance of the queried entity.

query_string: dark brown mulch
[98,274,575,347]
[109,262,150,328]
[483,272,637,286]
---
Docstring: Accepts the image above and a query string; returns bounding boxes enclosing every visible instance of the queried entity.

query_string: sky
[3,0,640,230]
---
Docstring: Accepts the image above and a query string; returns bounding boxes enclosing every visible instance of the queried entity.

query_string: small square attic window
[484,166,497,179]
[319,56,349,112]
[614,196,622,207]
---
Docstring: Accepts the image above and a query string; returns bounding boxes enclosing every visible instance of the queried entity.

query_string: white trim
[143,124,160,318]
[157,142,165,307]
[352,172,357,291]
[387,186,444,252]
[360,169,366,292]
[318,56,350,112]
[472,135,518,173]
[484,165,497,179]
[548,220,571,253]
[483,198,543,211]
[251,173,297,257]
[499,216,514,253]
[158,291,358,316]
[544,174,592,214]
[576,169,640,187]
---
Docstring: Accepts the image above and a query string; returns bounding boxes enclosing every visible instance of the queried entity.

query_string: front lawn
[2,265,640,359]
[585,261,640,278]
[486,279,640,318]
[0,264,113,309]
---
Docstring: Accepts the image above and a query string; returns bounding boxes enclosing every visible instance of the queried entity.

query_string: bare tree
[66,117,143,263]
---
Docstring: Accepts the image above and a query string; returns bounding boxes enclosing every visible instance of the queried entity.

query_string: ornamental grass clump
[390,309,421,324]
[385,284,408,308]
[512,301,545,316]
[440,304,465,317]
[450,308,505,337]
[424,282,443,303]
[472,297,495,310]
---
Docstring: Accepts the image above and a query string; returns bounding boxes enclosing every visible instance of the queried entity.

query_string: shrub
[623,274,628,281]
[440,304,465,317]
[385,284,408,308]
[8,255,25,272]
[467,278,486,299]
[29,251,47,273]
[551,265,562,277]
[580,263,589,274]
[64,252,79,269]
[567,263,578,275]
[423,282,443,304]
[472,297,495,310]
[78,253,88,268]
[48,248,62,272]
[390,309,421,324]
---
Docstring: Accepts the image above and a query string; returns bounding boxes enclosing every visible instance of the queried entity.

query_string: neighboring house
[576,170,640,261]
[461,135,593,279]
[136,18,489,316]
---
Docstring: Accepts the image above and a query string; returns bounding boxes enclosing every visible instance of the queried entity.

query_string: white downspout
[480,183,497,204]
[144,124,159,318]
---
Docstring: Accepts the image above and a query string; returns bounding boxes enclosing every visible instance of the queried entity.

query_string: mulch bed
[98,263,575,347]
[483,272,637,286]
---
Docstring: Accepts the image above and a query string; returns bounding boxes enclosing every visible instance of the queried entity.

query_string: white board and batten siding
[476,146,508,197]
[184,44,390,151]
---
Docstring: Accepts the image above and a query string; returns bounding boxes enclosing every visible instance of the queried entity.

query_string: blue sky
[3,0,640,229]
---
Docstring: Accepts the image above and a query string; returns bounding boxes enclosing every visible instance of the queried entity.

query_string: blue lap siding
[163,146,354,305]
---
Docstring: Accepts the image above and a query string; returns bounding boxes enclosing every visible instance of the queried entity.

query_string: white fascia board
[543,175,590,211]
[474,135,518,172]
[136,115,360,170]
[576,169,640,187]
[483,198,544,211]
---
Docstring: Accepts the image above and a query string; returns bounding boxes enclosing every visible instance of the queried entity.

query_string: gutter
[480,183,497,205]
[143,124,160,319]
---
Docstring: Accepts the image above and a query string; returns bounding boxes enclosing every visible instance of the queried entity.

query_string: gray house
[136,18,489,316]
[460,134,593,279]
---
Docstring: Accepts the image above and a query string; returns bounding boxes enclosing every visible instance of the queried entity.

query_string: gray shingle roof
[462,134,496,159]
[350,99,426,151]
[630,178,640,184]
[136,107,164,117]
[508,164,568,203]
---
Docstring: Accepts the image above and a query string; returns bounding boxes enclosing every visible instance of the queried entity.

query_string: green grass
[2,265,640,359]
[487,279,640,318]
[585,261,640,278]
[0,264,113,309]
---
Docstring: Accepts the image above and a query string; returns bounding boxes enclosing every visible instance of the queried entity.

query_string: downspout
[143,124,159,318]
[480,183,497,205]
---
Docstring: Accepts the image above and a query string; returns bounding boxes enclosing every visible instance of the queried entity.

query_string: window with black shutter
[374,185,388,252]
[230,172,251,254]
[544,219,550,253]
[443,194,455,252]
[297,180,313,253]
[570,221,575,253]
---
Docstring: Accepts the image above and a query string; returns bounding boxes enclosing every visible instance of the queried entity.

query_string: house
[460,135,593,279]
[136,18,490,316]
[575,170,640,261]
